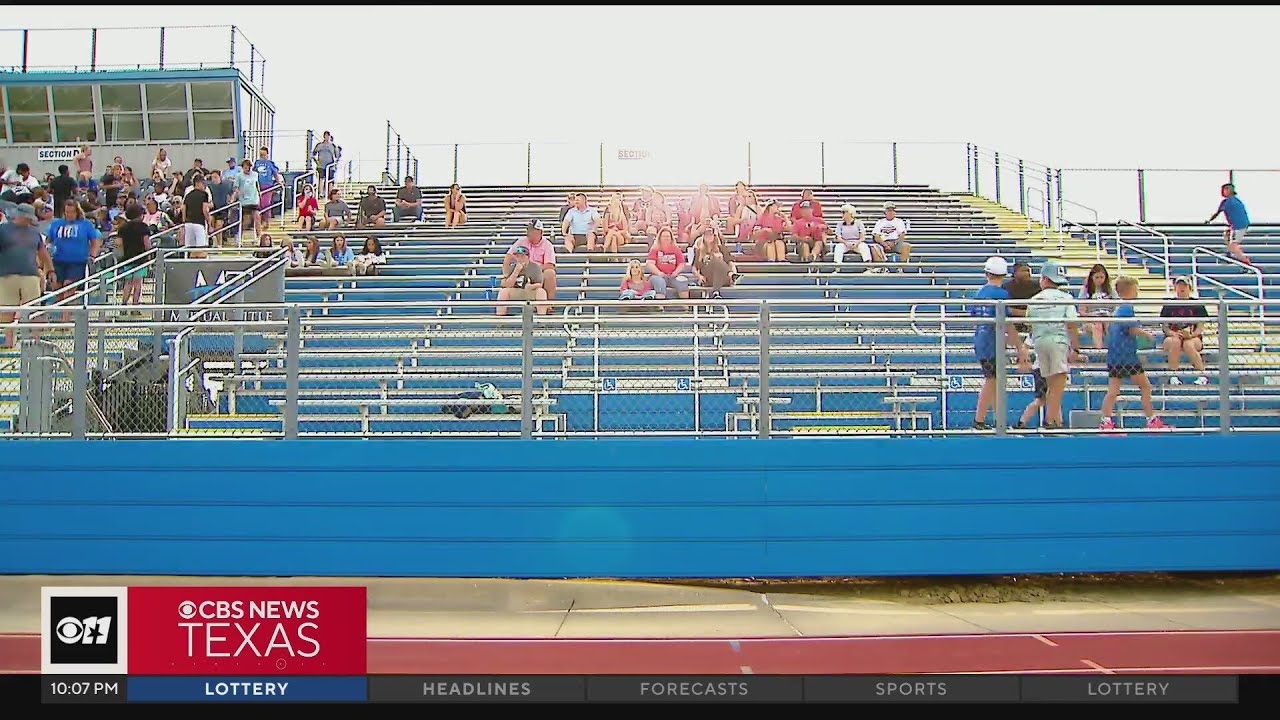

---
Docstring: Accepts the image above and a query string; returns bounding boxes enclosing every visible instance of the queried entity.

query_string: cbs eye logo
[49,596,118,665]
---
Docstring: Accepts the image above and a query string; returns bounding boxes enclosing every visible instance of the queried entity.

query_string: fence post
[152,251,166,363]
[820,141,826,187]
[1218,300,1231,434]
[758,302,771,439]
[599,142,604,187]
[892,142,900,185]
[166,335,182,435]
[966,143,972,193]
[248,43,255,83]
[21,29,28,72]
[158,27,166,70]
[1228,169,1235,187]
[229,25,236,66]
[90,28,98,72]
[233,307,244,379]
[285,307,300,439]
[1137,169,1147,223]
[384,122,391,182]
[993,151,1001,204]
[1055,169,1064,231]
[747,142,752,186]
[395,135,402,184]
[72,310,88,439]
[993,302,1008,436]
[972,146,980,196]
[521,303,534,439]
[305,129,314,172]
[414,158,419,185]
[1045,168,1053,228]
[1017,160,1025,214]
[526,142,532,186]
[452,144,459,184]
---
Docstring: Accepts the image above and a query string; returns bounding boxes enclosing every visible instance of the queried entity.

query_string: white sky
[4,5,1279,218]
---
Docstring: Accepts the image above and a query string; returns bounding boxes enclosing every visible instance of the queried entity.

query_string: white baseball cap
[983,256,1010,276]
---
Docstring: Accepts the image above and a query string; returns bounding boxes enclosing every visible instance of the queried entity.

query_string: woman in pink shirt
[619,259,656,300]
[751,199,791,262]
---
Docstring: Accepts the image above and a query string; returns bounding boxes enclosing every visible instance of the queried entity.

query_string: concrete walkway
[3,575,1278,638]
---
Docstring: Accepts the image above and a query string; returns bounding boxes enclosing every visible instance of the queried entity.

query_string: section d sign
[37,146,82,162]
[162,258,284,322]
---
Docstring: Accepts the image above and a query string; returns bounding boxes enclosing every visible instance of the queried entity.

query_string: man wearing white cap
[969,256,1030,429]
[1025,260,1085,431]
[872,202,912,266]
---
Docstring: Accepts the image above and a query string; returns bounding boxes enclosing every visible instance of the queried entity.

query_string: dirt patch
[656,572,1280,604]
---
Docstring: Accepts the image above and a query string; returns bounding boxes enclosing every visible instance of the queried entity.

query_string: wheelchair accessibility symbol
[948,376,963,390]
[677,377,691,391]
[1020,374,1035,389]
[602,378,617,391]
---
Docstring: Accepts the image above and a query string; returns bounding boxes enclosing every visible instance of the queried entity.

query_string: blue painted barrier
[2,436,1278,577]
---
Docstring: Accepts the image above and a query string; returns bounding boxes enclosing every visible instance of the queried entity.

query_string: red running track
[3,630,1279,675]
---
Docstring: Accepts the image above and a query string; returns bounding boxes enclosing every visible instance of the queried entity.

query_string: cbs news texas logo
[41,587,130,674]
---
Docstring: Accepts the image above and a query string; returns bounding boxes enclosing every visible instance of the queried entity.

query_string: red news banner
[127,586,366,675]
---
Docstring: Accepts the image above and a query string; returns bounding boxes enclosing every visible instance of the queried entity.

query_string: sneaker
[710,291,723,300]
[1099,417,1118,432]
[973,421,990,431]
[1146,416,1171,430]
[1194,376,1209,385]
[1013,421,1027,430]
[1169,376,1183,386]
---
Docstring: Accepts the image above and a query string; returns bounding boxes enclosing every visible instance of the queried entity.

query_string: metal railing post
[452,143,459,184]
[747,142,752,186]
[90,28,98,72]
[966,143,972,193]
[248,43,255,83]
[395,135,402,184]
[72,309,88,439]
[414,158,420,184]
[1228,169,1235,187]
[305,129,314,172]
[892,142,900,185]
[599,142,604,187]
[526,142,532,186]
[21,29,29,73]
[972,146,980,196]
[758,302,771,439]
[384,122,391,182]
[152,251,166,362]
[229,25,236,66]
[993,302,1008,436]
[521,303,534,439]
[1017,159,1025,213]
[1137,169,1147,223]
[1044,168,1053,228]
[285,307,300,439]
[993,151,1002,204]
[1055,170,1064,232]
[158,26,166,70]
[820,141,826,186]
[1218,300,1231,434]
[166,335,182,434]
[233,307,244,377]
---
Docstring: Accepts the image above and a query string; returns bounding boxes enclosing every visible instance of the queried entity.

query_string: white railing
[1114,220,1171,289]
[1191,246,1267,343]
[1023,185,1049,240]
[1059,199,1101,261]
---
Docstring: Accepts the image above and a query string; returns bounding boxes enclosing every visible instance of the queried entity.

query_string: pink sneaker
[1146,416,1171,431]
[1099,417,1118,432]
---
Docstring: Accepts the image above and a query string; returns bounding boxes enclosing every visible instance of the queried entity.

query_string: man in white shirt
[1,163,40,202]
[1025,260,1086,431]
[871,201,913,265]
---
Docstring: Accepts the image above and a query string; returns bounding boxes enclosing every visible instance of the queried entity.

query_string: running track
[3,630,1279,674]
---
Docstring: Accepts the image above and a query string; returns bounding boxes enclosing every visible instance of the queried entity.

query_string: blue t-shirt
[252,158,279,189]
[1106,303,1141,366]
[1218,195,1249,229]
[47,218,102,264]
[564,207,599,234]
[970,283,1009,360]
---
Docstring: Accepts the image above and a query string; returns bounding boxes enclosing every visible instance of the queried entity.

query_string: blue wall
[2,437,1278,577]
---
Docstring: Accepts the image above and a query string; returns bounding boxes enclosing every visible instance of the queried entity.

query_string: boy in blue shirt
[1098,275,1168,431]
[969,256,1030,429]
[252,146,282,224]
[1206,183,1251,265]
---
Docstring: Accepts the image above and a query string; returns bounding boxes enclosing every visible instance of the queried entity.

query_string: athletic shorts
[183,223,209,248]
[1228,226,1248,246]
[572,233,592,246]
[1032,369,1047,400]
[1108,363,1145,379]
[1033,340,1070,378]
[979,358,996,379]
[507,288,539,301]
[53,260,87,284]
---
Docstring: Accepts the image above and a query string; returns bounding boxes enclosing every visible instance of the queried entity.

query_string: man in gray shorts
[1025,260,1085,431]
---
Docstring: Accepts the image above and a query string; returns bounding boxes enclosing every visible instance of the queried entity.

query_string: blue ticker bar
[127,676,367,702]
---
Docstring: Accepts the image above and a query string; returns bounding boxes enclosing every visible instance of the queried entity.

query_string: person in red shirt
[619,258,656,300]
[685,183,720,239]
[791,201,829,262]
[646,227,691,299]
[751,199,791,262]
[296,184,319,232]
[789,189,824,221]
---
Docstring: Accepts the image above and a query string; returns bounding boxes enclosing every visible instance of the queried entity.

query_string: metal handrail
[1114,220,1171,289]
[1023,185,1049,240]
[1191,246,1267,342]
[1059,199,1101,261]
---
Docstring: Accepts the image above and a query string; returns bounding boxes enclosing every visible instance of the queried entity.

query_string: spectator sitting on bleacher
[833,204,882,267]
[34,200,55,237]
[142,197,172,235]
[750,199,790,262]
[357,185,387,228]
[683,184,720,244]
[253,233,275,259]
[354,236,386,276]
[120,167,139,196]
[727,187,760,247]
[791,201,829,263]
[790,189,824,221]
[562,192,600,253]
[644,191,673,243]
[303,236,324,266]
[630,186,656,235]
[99,165,124,209]
[692,224,736,299]
[109,193,128,222]
[1026,260,1085,431]
[558,192,575,226]
[602,192,631,253]
[1003,260,1037,334]
[1,163,39,202]
[872,201,912,266]
[75,144,94,184]
[495,245,549,316]
[647,227,692,300]
[183,159,207,187]
[151,148,171,180]
[619,259,657,301]
[328,234,355,271]
[504,219,558,302]
[297,184,319,232]
[1160,276,1209,386]
[285,239,306,268]
[322,188,350,230]
[443,183,467,226]
[1078,263,1114,349]
[395,176,423,222]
